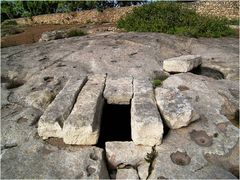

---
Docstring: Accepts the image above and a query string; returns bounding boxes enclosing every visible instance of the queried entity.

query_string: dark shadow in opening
[96,101,132,148]
[191,66,224,80]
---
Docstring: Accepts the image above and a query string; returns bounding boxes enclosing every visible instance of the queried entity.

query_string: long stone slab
[163,55,202,72]
[131,79,163,146]
[63,75,106,145]
[38,76,87,139]
[104,77,133,104]
[155,87,199,129]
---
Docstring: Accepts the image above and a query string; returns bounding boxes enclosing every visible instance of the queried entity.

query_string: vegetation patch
[117,2,237,38]
[67,28,86,37]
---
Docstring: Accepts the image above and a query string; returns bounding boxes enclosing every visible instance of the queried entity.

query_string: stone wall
[190,1,239,20]
[15,1,239,25]
[15,6,134,25]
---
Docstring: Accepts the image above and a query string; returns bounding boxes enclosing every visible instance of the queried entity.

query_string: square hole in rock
[97,101,132,148]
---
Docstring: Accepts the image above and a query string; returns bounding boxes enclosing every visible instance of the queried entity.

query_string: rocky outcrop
[1,140,109,179]
[163,55,202,73]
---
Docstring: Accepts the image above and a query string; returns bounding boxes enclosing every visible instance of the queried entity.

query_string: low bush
[117,2,236,38]
[67,29,86,37]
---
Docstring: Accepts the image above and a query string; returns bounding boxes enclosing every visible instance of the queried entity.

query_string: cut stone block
[63,75,106,145]
[131,79,164,146]
[155,87,199,129]
[105,141,151,170]
[116,168,139,179]
[163,55,202,72]
[38,76,87,139]
[104,77,133,104]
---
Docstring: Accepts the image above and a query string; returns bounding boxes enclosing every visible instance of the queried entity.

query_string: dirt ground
[1,23,118,48]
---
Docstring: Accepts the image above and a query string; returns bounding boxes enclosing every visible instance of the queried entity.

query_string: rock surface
[155,87,199,129]
[1,139,109,179]
[131,79,163,146]
[104,76,133,104]
[163,55,202,72]
[63,75,106,145]
[149,73,239,179]
[1,32,239,179]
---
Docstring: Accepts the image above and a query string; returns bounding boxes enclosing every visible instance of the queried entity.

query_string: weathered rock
[116,168,139,179]
[150,73,239,177]
[1,83,10,107]
[104,76,133,104]
[1,105,42,147]
[63,75,106,145]
[163,55,202,72]
[155,87,199,129]
[1,140,109,179]
[131,79,163,146]
[38,76,87,139]
[137,160,150,180]
[105,141,151,170]
[39,30,68,42]
[25,89,55,111]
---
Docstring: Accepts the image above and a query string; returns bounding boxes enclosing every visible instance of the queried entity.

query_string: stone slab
[38,76,87,139]
[131,79,163,146]
[63,75,106,145]
[163,55,202,72]
[155,87,199,129]
[105,141,151,170]
[104,77,133,104]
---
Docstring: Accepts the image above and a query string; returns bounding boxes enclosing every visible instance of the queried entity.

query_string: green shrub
[152,79,162,88]
[117,2,236,38]
[67,29,86,37]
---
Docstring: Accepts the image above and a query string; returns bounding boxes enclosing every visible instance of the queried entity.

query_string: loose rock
[163,55,202,72]
[155,87,199,129]
[63,75,106,145]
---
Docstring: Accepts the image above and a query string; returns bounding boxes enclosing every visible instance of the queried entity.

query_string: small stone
[116,168,139,179]
[163,55,202,72]
[155,87,199,129]
[63,75,106,145]
[104,76,133,105]
[137,160,150,180]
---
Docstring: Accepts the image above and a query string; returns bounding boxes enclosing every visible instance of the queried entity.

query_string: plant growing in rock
[67,29,86,37]
[152,79,162,88]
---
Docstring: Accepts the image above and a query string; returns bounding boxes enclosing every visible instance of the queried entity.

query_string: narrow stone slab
[63,75,106,145]
[131,79,163,146]
[155,87,199,129]
[163,55,202,72]
[104,77,133,104]
[38,76,87,139]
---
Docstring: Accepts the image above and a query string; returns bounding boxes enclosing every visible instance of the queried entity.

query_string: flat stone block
[63,75,106,145]
[131,79,164,146]
[38,76,87,139]
[163,55,202,72]
[104,76,133,104]
[105,141,151,170]
[155,87,199,129]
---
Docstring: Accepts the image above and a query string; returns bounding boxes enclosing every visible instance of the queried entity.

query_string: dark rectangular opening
[97,101,132,148]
